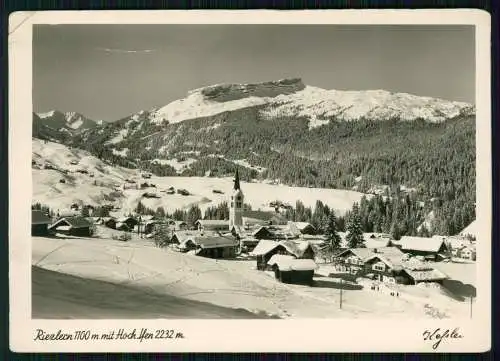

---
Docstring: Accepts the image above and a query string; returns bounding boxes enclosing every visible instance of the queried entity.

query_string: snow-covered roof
[364,238,392,249]
[251,239,279,256]
[49,216,92,229]
[459,220,478,238]
[196,219,229,227]
[403,268,448,282]
[179,235,238,249]
[293,222,315,231]
[251,239,313,257]
[54,225,71,231]
[267,255,318,271]
[336,247,374,260]
[398,236,447,253]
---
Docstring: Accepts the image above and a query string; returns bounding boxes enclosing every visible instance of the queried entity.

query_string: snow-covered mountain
[36,110,101,132]
[141,78,474,129]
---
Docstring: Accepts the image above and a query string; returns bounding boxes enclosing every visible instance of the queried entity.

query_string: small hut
[251,239,315,271]
[267,254,317,285]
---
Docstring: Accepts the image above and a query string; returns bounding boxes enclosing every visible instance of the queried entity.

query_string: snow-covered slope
[37,110,100,132]
[143,78,474,129]
[32,138,367,215]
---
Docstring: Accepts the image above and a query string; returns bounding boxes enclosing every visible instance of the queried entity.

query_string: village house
[134,220,159,235]
[31,210,52,236]
[49,216,94,237]
[267,254,318,286]
[333,248,375,275]
[458,245,476,261]
[173,220,188,231]
[395,236,450,261]
[290,222,316,235]
[334,246,448,285]
[116,216,139,231]
[251,239,316,271]
[363,233,393,249]
[195,219,230,233]
[252,226,277,240]
[103,217,117,229]
[171,231,239,258]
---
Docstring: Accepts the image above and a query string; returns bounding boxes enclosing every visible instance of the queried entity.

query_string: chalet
[31,210,52,236]
[267,254,317,286]
[241,210,288,226]
[103,217,117,229]
[174,221,188,231]
[333,248,375,275]
[134,220,158,235]
[116,222,130,231]
[239,237,260,253]
[291,222,316,235]
[195,219,229,232]
[459,246,476,261]
[170,230,198,246]
[49,216,94,237]
[252,226,276,240]
[362,248,414,284]
[459,220,477,240]
[334,246,448,285]
[172,232,239,258]
[116,216,139,230]
[396,236,450,261]
[251,239,315,271]
[399,266,449,285]
[363,233,392,249]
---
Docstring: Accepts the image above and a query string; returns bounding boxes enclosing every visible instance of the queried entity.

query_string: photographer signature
[423,328,463,350]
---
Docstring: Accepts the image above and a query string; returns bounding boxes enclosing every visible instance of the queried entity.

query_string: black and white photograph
[9,10,491,352]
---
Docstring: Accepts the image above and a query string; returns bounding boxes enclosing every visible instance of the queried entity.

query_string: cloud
[96,47,156,54]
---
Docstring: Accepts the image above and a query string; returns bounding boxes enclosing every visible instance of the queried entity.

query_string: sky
[33,24,475,122]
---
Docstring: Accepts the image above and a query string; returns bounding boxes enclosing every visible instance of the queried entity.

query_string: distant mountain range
[32,78,475,235]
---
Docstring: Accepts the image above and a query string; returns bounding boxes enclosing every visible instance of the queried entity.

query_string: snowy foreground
[32,232,474,319]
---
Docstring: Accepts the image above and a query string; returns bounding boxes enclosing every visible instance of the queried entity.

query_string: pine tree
[346,202,364,248]
[324,211,342,262]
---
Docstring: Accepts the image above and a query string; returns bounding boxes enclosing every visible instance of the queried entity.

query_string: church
[229,169,244,235]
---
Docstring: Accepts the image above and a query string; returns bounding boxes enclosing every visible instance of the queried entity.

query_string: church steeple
[233,169,240,190]
[229,168,244,231]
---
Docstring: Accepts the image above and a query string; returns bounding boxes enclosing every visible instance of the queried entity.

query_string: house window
[373,263,385,272]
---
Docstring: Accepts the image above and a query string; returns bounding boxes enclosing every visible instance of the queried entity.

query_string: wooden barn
[252,239,316,271]
[31,210,52,236]
[48,216,94,237]
[267,254,317,285]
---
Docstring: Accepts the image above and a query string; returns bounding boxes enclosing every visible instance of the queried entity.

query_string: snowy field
[32,232,471,319]
[32,138,368,215]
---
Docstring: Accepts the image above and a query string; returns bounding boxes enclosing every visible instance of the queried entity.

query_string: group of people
[370,283,400,297]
